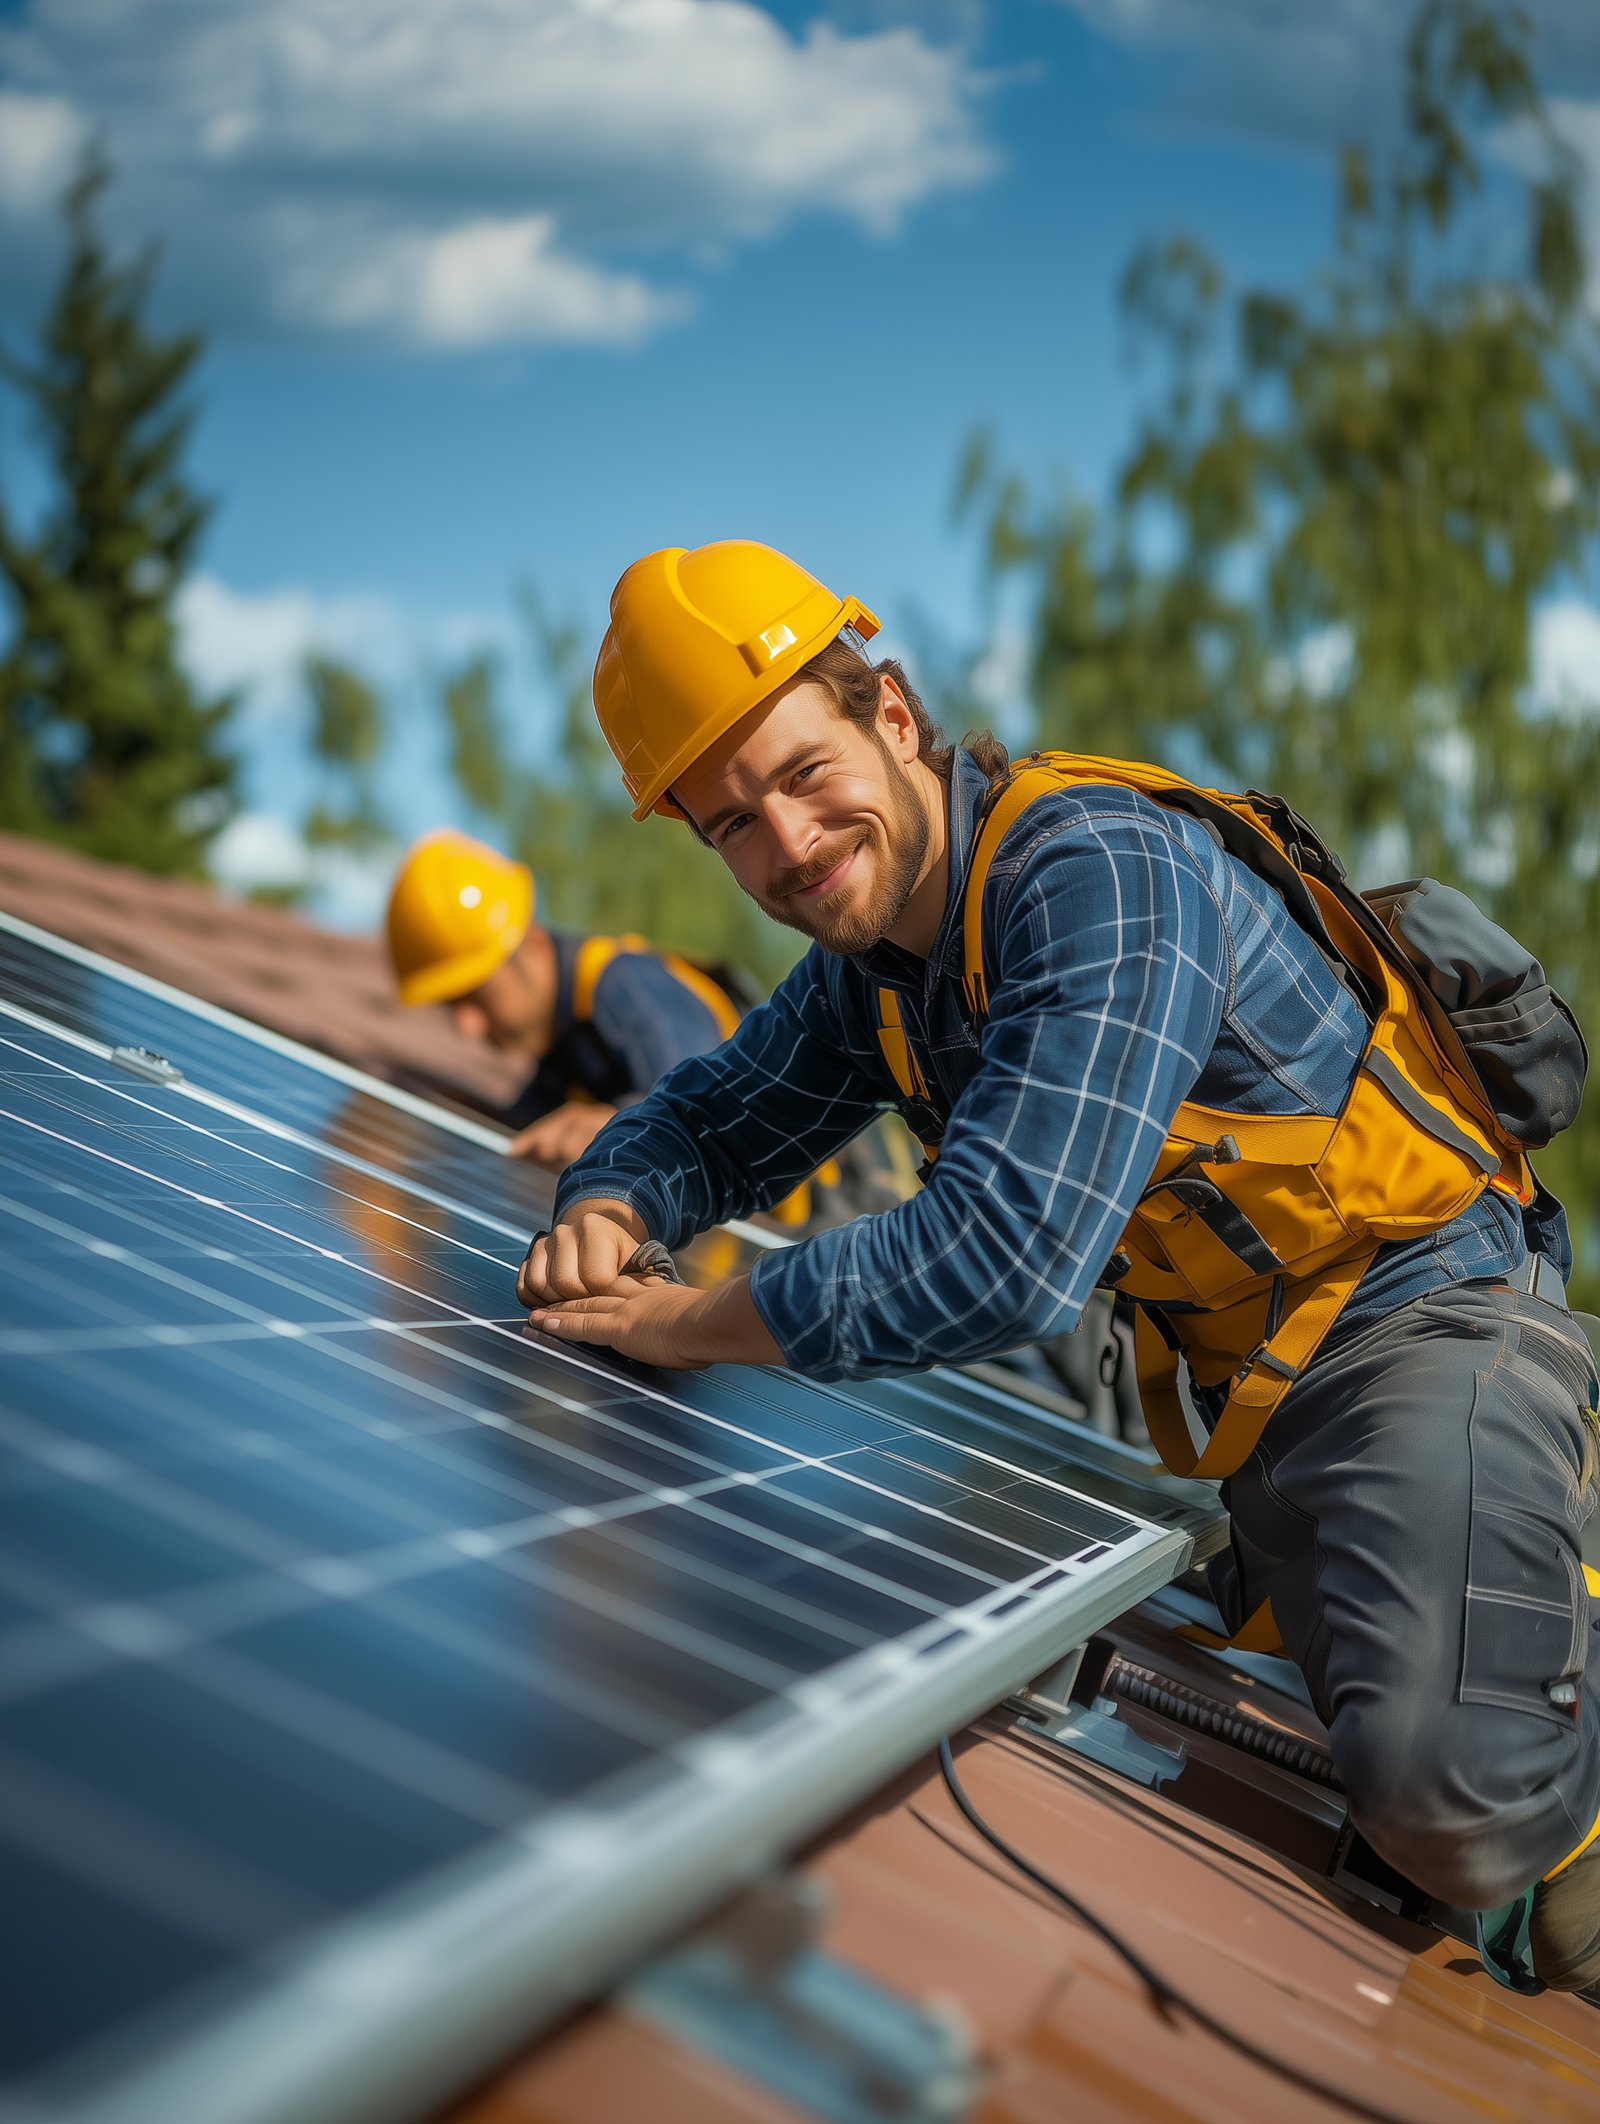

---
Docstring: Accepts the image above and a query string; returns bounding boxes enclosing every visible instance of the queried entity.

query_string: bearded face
[751,746,930,954]
[674,678,938,960]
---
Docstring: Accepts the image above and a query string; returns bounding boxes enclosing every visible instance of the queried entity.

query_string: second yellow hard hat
[385,830,534,1006]
[593,540,880,820]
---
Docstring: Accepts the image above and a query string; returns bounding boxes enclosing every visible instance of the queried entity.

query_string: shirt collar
[853,746,992,993]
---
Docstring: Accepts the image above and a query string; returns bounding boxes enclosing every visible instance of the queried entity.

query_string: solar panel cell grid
[0,926,1201,2124]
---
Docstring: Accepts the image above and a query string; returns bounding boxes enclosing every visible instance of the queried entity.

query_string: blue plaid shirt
[556,748,1525,1380]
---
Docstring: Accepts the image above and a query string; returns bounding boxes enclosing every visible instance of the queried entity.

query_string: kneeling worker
[519,538,1600,1991]
[385,830,753,1172]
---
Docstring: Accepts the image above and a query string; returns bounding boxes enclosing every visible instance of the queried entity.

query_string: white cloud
[185,574,534,929]
[280,210,678,349]
[177,574,422,725]
[208,811,399,930]
[1530,595,1600,716]
[208,810,313,895]
[1296,623,1353,701]
[0,0,993,349]
[0,87,82,208]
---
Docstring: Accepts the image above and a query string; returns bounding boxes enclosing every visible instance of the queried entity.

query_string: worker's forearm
[679,1273,785,1366]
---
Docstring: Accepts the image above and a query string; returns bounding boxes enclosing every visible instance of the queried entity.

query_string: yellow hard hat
[385,830,534,1006]
[593,541,880,820]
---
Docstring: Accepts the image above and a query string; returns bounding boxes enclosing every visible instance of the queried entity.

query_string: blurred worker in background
[385,829,908,1225]
[385,830,755,1170]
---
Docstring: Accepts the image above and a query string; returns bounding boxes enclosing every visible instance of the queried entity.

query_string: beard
[756,760,931,956]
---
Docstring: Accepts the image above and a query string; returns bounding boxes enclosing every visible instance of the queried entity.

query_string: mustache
[769,829,870,900]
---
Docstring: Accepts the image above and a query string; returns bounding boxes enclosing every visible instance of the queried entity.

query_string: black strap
[1363,1050,1499,1175]
[1141,1174,1283,1275]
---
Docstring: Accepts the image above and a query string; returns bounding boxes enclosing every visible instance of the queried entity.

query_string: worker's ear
[876,674,920,764]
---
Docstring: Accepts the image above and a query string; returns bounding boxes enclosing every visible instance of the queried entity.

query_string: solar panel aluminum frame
[73,1521,1186,2124]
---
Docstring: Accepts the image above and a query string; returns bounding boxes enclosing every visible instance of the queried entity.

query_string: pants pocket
[1459,1355,1590,1728]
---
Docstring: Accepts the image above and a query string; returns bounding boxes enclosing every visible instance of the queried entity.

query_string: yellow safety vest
[876,753,1534,1487]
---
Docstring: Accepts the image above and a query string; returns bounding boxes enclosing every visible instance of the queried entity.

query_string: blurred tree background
[955,0,1600,1299]
[0,153,235,872]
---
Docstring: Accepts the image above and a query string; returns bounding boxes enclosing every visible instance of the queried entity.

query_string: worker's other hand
[527,1267,783,1372]
[516,1201,647,1308]
[507,1100,618,1171]
[526,1276,712,1370]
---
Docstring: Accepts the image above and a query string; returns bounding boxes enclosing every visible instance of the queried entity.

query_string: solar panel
[0,910,778,1287]
[0,921,1216,2124]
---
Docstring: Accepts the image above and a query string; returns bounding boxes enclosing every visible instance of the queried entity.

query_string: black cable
[935,1735,1426,2124]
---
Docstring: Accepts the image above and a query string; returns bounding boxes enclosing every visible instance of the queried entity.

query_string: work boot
[1531,1830,1600,1993]
[1531,1562,1600,1990]
[1528,1562,1600,1993]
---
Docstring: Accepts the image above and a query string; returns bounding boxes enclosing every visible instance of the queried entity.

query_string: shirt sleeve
[588,951,730,1098]
[745,805,1232,1378]
[553,948,890,1240]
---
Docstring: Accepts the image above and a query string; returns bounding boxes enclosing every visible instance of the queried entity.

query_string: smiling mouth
[790,839,865,902]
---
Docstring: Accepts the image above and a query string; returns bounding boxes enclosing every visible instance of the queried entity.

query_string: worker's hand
[527,1270,784,1371]
[527,1275,715,1370]
[516,1200,648,1308]
[507,1100,618,1171]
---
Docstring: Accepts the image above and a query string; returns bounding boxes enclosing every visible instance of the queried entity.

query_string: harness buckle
[1239,1347,1302,1385]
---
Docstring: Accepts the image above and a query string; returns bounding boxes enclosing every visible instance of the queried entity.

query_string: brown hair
[670,634,1009,840]
[798,635,1010,786]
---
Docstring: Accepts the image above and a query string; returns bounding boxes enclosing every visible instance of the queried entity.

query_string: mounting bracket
[626,1875,977,2124]
[1010,1642,1187,1790]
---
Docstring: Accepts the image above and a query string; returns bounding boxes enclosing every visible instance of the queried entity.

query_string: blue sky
[3,0,1600,918]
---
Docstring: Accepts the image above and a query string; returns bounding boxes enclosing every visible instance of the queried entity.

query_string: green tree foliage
[303,653,389,854]
[434,592,802,992]
[0,151,235,871]
[962,0,1600,1298]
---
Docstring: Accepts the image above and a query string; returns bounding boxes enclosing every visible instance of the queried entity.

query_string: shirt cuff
[550,1173,659,1231]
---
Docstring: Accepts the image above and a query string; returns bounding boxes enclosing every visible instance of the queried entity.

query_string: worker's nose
[451,998,490,1042]
[763,796,821,870]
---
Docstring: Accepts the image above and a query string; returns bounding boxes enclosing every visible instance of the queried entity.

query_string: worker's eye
[717,814,753,847]
[792,763,821,787]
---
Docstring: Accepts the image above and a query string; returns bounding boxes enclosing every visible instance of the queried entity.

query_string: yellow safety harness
[875,752,1534,1488]
[573,935,840,1226]
[572,932,744,1041]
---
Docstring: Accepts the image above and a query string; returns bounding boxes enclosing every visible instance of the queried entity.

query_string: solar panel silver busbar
[0,920,1204,2124]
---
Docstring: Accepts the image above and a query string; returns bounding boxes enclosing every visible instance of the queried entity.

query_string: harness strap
[875,988,943,1168]
[573,932,744,1042]
[572,934,625,1023]
[1176,1598,1285,1658]
[1134,1248,1375,1481]
[961,768,1060,1018]
[659,950,744,1042]
[876,988,929,1101]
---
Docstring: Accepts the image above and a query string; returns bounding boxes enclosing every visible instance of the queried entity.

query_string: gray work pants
[1210,1279,1600,1910]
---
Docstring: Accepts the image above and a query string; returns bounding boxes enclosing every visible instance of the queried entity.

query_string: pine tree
[0,151,235,872]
